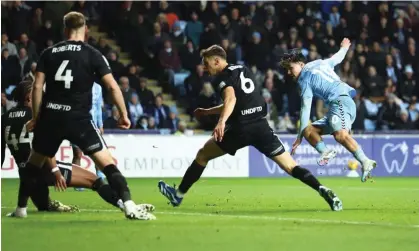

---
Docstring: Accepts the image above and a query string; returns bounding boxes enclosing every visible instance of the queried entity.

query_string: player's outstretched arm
[101,74,130,129]
[32,72,45,121]
[323,38,351,68]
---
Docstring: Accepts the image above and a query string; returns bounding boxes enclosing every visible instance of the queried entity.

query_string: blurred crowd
[2,1,419,132]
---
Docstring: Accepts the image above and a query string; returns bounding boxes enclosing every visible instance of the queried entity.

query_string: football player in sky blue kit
[73,82,105,191]
[280,38,376,182]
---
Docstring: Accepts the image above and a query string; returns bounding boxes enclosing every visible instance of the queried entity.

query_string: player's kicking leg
[62,160,154,213]
[253,121,342,211]
[302,124,337,166]
[270,151,342,211]
[333,129,376,182]
[308,96,376,182]
[89,149,155,220]
[158,138,226,206]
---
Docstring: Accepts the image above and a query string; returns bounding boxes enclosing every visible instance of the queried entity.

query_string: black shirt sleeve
[90,48,112,78]
[214,72,234,93]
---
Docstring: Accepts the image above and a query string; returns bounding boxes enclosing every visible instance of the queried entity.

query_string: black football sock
[92,178,123,209]
[17,179,30,208]
[102,164,132,202]
[23,163,51,210]
[291,166,321,191]
[178,160,206,194]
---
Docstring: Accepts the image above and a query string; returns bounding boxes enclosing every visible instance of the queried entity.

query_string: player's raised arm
[323,38,351,68]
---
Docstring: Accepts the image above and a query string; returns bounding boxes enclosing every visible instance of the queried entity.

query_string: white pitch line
[2,206,418,229]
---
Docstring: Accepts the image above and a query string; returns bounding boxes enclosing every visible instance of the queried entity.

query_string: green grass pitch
[2,178,419,251]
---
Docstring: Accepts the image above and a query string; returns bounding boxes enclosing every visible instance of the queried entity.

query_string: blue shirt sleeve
[298,80,313,139]
[323,47,348,68]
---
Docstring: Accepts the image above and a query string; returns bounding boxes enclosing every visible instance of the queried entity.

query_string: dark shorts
[33,118,107,157]
[216,119,285,157]
[19,160,73,186]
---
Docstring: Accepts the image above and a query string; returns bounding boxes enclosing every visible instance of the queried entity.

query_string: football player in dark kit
[2,81,155,218]
[25,11,155,220]
[158,45,343,211]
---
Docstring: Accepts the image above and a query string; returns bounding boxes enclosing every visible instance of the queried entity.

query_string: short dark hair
[200,45,227,60]
[63,11,86,30]
[279,49,306,69]
[12,81,32,104]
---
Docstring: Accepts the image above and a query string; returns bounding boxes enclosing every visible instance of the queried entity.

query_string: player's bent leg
[158,137,226,207]
[70,164,123,210]
[305,123,337,166]
[89,149,155,220]
[270,152,342,211]
[332,129,376,182]
[71,145,85,191]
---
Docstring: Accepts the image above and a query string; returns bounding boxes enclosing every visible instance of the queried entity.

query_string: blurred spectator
[364,66,386,99]
[245,32,269,71]
[7,1,31,40]
[96,38,112,58]
[393,18,409,47]
[159,40,182,90]
[104,106,119,129]
[71,1,99,22]
[136,116,149,130]
[126,64,141,92]
[185,11,203,47]
[146,94,171,128]
[170,21,186,49]
[383,54,401,85]
[32,8,44,40]
[107,51,125,80]
[404,42,418,69]
[147,116,158,129]
[35,20,56,53]
[377,94,401,130]
[395,109,415,130]
[338,60,357,87]
[399,65,418,103]
[18,47,32,79]
[329,5,341,28]
[167,111,180,131]
[128,93,144,127]
[221,38,237,64]
[1,48,20,88]
[16,33,37,61]
[1,33,17,56]
[173,120,188,135]
[119,76,135,104]
[138,77,155,108]
[179,40,200,73]
[368,42,386,73]
[184,64,208,117]
[199,22,221,50]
